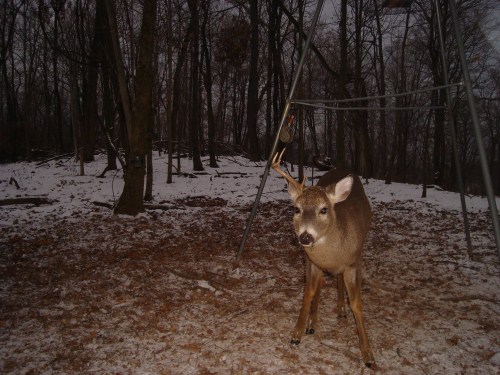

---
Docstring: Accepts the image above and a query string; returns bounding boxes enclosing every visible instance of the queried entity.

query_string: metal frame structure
[235,0,500,266]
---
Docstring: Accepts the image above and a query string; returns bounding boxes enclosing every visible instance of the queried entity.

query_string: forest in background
[1,0,500,214]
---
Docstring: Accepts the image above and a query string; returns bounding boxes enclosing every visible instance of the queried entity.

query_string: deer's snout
[298,232,314,246]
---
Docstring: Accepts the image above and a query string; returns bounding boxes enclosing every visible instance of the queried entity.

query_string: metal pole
[434,0,474,258]
[449,0,500,259]
[234,0,325,266]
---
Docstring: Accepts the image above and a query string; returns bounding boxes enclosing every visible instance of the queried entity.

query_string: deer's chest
[304,245,351,274]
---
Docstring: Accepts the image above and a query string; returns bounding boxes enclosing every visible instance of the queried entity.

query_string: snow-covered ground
[0,153,499,374]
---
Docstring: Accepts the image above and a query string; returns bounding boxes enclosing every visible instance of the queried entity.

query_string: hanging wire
[291,82,463,105]
[292,102,446,111]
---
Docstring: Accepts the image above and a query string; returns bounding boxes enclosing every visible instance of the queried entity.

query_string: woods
[1,0,500,210]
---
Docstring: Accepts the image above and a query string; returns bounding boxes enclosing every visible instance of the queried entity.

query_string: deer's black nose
[299,232,314,246]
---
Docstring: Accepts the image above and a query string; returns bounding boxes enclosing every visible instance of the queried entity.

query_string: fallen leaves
[0,198,499,374]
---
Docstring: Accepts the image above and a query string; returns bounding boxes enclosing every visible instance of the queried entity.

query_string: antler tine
[271,148,304,193]
[271,147,286,168]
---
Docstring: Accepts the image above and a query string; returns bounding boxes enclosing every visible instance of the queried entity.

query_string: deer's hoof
[363,351,376,369]
[364,361,377,370]
[305,328,315,335]
[290,338,301,346]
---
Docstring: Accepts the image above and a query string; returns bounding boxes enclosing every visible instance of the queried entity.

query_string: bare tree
[187,0,204,171]
[245,0,261,161]
[201,0,218,168]
[336,0,348,168]
[105,0,157,215]
[168,5,194,183]
[0,0,23,160]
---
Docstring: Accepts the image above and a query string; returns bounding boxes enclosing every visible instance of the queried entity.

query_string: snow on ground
[0,153,499,374]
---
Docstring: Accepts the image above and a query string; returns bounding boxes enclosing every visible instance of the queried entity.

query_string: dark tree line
[1,0,499,214]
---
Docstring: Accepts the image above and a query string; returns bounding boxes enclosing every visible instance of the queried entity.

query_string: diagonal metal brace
[234,0,326,267]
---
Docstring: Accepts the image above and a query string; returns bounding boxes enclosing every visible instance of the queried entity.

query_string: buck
[272,150,375,367]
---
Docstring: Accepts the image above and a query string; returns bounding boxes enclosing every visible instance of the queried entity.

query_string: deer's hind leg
[337,273,347,319]
[343,265,375,367]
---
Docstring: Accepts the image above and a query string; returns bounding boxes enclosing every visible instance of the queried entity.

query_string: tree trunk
[68,62,82,161]
[352,0,372,177]
[81,0,106,162]
[52,3,64,154]
[166,0,174,183]
[101,61,117,172]
[373,0,387,178]
[422,112,433,198]
[187,0,204,171]
[144,150,153,201]
[429,1,447,188]
[0,1,20,160]
[245,0,261,161]
[297,0,304,182]
[336,0,347,168]
[105,0,157,215]
[265,0,275,156]
[201,0,218,168]
[168,16,193,182]
[385,7,411,184]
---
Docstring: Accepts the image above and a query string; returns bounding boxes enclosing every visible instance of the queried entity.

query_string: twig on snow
[165,267,232,295]
[9,177,20,189]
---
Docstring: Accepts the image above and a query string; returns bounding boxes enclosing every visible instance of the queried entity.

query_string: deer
[272,149,375,367]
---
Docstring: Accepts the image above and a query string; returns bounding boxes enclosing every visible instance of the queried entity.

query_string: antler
[271,148,305,194]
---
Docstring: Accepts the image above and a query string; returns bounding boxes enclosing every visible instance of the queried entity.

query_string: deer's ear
[327,176,353,204]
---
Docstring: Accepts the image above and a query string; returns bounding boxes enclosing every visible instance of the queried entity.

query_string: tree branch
[276,0,340,80]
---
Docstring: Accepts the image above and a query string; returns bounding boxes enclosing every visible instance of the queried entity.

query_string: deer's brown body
[272,151,374,367]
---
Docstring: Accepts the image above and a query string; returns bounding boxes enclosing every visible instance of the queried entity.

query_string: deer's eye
[320,207,328,215]
[294,207,301,215]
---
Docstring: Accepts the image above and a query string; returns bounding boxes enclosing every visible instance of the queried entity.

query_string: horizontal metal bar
[293,101,446,111]
[292,82,463,105]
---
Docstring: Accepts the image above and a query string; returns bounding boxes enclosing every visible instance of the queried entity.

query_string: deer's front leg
[291,258,323,345]
[306,265,324,335]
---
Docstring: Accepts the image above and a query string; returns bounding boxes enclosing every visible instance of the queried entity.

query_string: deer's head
[272,150,354,248]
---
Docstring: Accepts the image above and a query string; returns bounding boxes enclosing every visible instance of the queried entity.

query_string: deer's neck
[303,225,353,274]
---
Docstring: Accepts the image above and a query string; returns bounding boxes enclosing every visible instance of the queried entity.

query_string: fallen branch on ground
[93,201,114,209]
[0,197,57,206]
[165,267,232,295]
[145,204,186,211]
[35,153,73,166]
[92,201,186,211]
[9,177,20,189]
[215,171,248,176]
